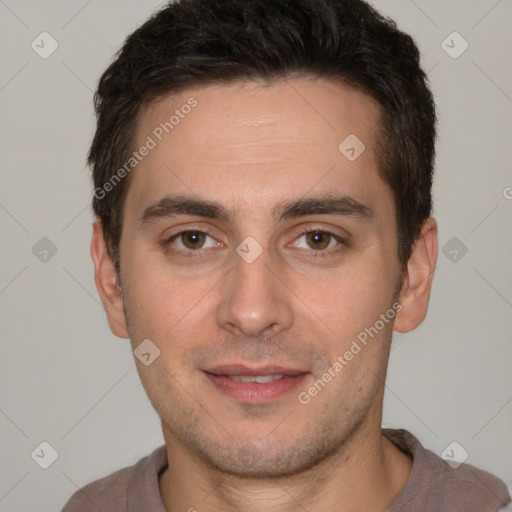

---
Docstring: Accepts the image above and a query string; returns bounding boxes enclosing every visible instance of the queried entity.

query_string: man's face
[115,78,404,476]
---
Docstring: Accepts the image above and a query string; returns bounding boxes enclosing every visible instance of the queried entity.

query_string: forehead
[126,77,387,218]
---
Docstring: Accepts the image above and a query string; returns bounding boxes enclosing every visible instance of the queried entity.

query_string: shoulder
[61,466,131,511]
[384,429,511,512]
[426,450,511,510]
[61,445,167,512]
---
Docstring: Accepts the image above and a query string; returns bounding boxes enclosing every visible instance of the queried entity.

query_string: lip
[205,364,306,377]
[203,364,309,404]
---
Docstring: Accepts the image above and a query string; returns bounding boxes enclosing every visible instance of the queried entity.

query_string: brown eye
[291,229,345,256]
[305,230,332,250]
[180,231,207,249]
[164,229,219,258]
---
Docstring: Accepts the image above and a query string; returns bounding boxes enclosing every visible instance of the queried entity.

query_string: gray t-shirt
[62,428,511,511]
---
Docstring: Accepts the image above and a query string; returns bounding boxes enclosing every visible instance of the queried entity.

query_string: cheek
[290,255,395,343]
[121,251,193,335]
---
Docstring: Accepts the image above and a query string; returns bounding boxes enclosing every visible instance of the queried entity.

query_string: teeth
[229,374,284,384]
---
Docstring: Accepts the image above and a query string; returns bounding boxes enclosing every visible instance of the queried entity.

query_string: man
[62,0,511,510]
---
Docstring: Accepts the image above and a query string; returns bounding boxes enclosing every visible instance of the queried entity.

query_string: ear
[394,217,438,333]
[90,219,129,338]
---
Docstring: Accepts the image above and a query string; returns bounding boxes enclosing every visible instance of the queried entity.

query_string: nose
[216,245,294,338]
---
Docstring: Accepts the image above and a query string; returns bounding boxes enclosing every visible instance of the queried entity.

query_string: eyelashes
[164,228,347,259]
[292,230,343,252]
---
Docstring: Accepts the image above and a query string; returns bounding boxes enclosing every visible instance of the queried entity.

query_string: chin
[182,429,349,480]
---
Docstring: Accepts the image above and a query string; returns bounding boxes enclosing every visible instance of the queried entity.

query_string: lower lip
[204,372,309,403]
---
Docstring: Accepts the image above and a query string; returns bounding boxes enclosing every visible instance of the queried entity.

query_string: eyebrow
[139,193,372,228]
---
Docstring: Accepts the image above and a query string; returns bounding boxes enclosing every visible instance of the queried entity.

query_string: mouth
[202,364,309,404]
[228,374,284,383]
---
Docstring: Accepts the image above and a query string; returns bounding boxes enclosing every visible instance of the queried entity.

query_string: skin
[91,77,437,512]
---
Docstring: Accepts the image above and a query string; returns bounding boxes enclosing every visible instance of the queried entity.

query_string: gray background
[0,0,511,510]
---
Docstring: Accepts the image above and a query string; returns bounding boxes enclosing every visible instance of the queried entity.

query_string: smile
[228,374,284,383]
[203,365,309,403]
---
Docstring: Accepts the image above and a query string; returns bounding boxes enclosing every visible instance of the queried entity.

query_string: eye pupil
[182,231,205,249]
[306,230,330,250]
[174,230,337,253]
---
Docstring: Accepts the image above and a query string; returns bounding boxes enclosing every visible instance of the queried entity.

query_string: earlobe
[90,219,130,338]
[394,217,438,333]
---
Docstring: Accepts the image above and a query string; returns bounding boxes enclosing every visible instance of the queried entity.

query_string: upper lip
[204,364,307,376]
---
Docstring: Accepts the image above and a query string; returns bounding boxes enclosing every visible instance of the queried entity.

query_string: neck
[159,408,412,512]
